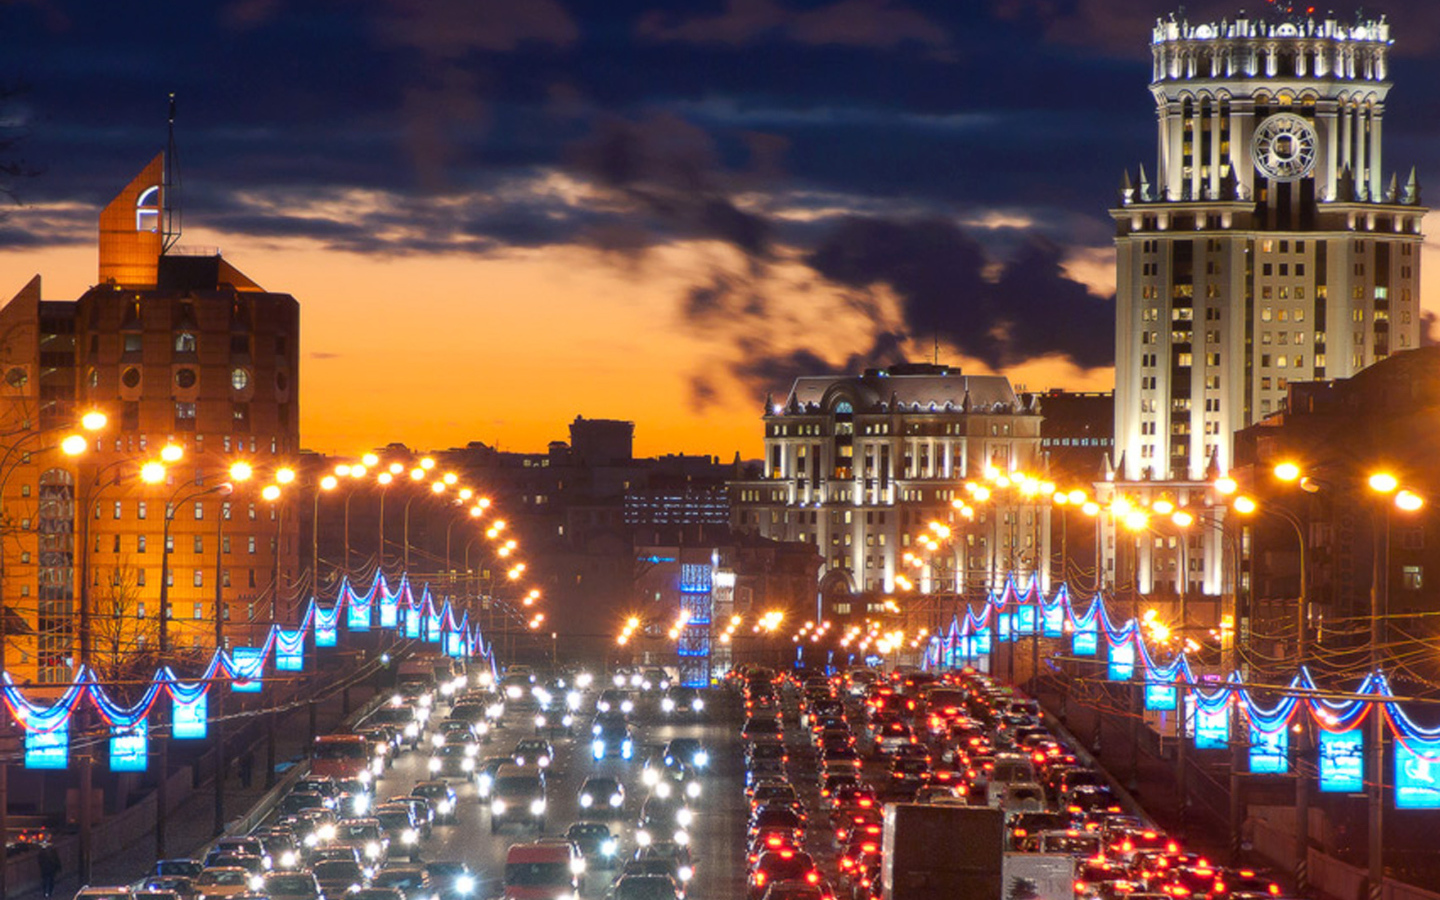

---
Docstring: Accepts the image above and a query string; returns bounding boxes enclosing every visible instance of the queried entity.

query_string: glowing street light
[276,466,297,485]
[80,410,108,432]
[261,484,281,502]
[160,443,184,463]
[229,462,254,482]
[140,462,167,484]
[61,434,88,456]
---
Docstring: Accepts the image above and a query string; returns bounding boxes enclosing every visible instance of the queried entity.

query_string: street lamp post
[312,474,338,590]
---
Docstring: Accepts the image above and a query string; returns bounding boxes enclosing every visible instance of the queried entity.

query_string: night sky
[2,0,1437,457]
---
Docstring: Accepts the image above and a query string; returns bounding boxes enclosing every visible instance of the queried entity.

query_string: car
[566,821,622,869]
[621,859,688,899]
[502,840,583,900]
[261,871,323,900]
[205,838,272,871]
[410,780,460,824]
[333,817,389,867]
[155,860,205,880]
[748,850,821,900]
[578,776,627,815]
[202,853,267,878]
[661,687,705,716]
[638,793,694,837]
[372,805,423,859]
[613,873,684,900]
[423,861,479,900]
[662,738,709,770]
[193,867,260,900]
[476,756,512,797]
[137,875,193,900]
[597,689,635,715]
[369,865,433,900]
[512,738,554,769]
[381,796,433,839]
[632,842,693,890]
[73,889,138,900]
[591,714,635,760]
[312,858,369,897]
[762,878,836,900]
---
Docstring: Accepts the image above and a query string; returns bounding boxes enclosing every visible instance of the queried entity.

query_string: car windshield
[266,875,316,893]
[200,870,249,886]
[373,871,425,889]
[505,862,569,886]
[339,824,379,840]
[495,776,541,794]
[616,878,678,900]
[314,861,362,877]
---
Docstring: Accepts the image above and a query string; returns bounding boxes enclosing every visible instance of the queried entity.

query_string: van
[503,841,582,900]
[490,764,547,833]
[985,751,1038,807]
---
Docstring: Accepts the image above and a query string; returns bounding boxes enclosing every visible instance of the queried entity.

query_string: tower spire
[163,92,182,253]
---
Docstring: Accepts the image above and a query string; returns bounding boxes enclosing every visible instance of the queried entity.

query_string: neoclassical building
[729,363,1047,618]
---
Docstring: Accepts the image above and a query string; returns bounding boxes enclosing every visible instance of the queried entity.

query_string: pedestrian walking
[38,842,61,899]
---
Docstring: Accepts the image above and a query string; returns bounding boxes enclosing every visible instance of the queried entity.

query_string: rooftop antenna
[162,92,183,253]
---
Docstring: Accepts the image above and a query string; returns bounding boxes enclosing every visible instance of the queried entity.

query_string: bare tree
[91,559,159,695]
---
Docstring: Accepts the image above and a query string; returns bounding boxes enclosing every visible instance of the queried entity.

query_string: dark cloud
[374,0,579,56]
[689,374,720,411]
[638,0,949,54]
[727,331,908,399]
[808,216,1113,370]
[568,113,773,260]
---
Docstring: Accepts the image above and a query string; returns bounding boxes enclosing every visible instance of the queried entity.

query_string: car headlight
[491,799,507,815]
[636,829,651,846]
[566,691,581,710]
[506,686,522,699]
[516,756,527,766]
[662,699,676,712]
[598,700,610,712]
[358,768,374,783]
[405,723,419,738]
[539,755,550,768]
[686,781,701,799]
[535,715,547,728]
[694,751,709,768]
[592,740,605,760]
[529,798,546,816]
[674,829,690,846]
[654,782,672,800]
[643,769,659,786]
[678,865,693,882]
[318,824,336,841]
[303,833,319,847]
[487,704,503,718]
[462,758,475,771]
[366,841,381,859]
[428,758,442,773]
[609,793,624,808]
[419,694,433,708]
[676,807,693,827]
[641,680,653,691]
[693,699,704,711]
[562,714,574,728]
[580,793,593,808]
[353,795,371,815]
[437,800,453,815]
[249,875,266,890]
[478,774,493,795]
[465,744,479,757]
[570,857,587,875]
[600,839,617,856]
[630,674,643,687]
[622,740,633,760]
[456,874,475,894]
[621,700,634,713]
[280,851,297,868]
[432,734,446,748]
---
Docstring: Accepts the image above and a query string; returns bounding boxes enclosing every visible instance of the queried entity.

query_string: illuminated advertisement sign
[1042,603,1064,638]
[404,607,421,639]
[1072,623,1098,656]
[1145,680,1177,711]
[25,726,68,769]
[997,612,1012,643]
[1395,739,1440,809]
[974,627,992,655]
[1014,605,1036,636]
[1107,639,1135,681]
[110,721,148,772]
[276,630,304,672]
[1249,725,1289,774]
[231,647,264,693]
[316,608,338,647]
[347,597,371,632]
[173,694,208,739]
[445,630,462,657]
[425,610,442,643]
[1318,729,1364,793]
[378,594,399,629]
[1195,703,1230,750]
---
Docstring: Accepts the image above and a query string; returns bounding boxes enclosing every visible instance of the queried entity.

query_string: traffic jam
[732,664,1293,900]
[108,657,716,900]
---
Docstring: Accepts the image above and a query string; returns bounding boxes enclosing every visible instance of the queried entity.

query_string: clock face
[1252,113,1318,182]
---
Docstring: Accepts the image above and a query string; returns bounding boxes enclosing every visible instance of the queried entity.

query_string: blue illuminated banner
[1108,639,1135,681]
[1195,703,1230,750]
[110,721,148,772]
[444,630,462,657]
[276,644,303,672]
[1319,729,1364,793]
[231,647,264,693]
[1014,605,1036,636]
[316,608,338,647]
[347,597,371,632]
[378,595,399,629]
[404,607,421,639]
[997,612,1012,643]
[974,627,992,655]
[1395,739,1440,809]
[173,694,208,739]
[1042,604,1063,638]
[25,726,68,769]
[425,611,442,643]
[1072,623,1098,656]
[1249,726,1289,774]
[1145,680,1177,711]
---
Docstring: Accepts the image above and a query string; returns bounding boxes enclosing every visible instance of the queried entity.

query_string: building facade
[0,154,301,684]
[729,363,1047,619]
[1102,11,1425,600]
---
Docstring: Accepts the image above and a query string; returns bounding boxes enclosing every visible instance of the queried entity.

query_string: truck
[882,803,1003,900]
[1002,853,1077,900]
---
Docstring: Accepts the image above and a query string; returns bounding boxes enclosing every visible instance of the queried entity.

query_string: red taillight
[1074,883,1086,893]
[1013,828,1027,837]
[805,871,820,885]
[1268,885,1280,895]
[858,799,872,808]
[779,850,795,859]
[767,835,783,847]
[754,872,767,887]
[860,841,878,853]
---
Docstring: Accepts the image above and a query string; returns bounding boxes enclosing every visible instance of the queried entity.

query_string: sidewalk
[14,680,378,900]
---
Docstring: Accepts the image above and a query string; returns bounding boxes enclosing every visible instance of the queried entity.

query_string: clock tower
[1103,10,1426,597]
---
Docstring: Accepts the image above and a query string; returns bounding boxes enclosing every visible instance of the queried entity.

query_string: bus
[311,734,370,780]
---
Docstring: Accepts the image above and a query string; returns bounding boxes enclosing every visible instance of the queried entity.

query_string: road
[352,687,749,899]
